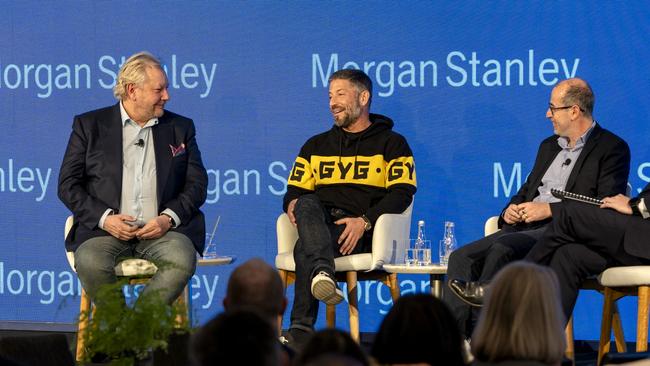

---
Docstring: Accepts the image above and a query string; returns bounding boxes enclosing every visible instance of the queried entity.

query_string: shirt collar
[558,120,596,150]
[119,102,159,128]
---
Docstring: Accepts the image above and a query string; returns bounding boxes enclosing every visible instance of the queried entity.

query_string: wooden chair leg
[76,288,92,361]
[379,273,400,304]
[326,304,336,328]
[637,285,650,352]
[174,285,189,327]
[346,272,359,342]
[277,269,289,335]
[186,284,193,327]
[612,303,626,352]
[598,287,616,365]
[278,269,289,291]
[388,273,400,303]
[565,316,574,362]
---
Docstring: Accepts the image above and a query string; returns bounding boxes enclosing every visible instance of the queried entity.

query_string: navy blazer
[58,103,208,253]
[498,124,630,228]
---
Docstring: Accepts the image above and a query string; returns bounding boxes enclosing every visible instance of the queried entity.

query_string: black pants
[443,222,547,338]
[526,200,648,321]
[289,194,369,332]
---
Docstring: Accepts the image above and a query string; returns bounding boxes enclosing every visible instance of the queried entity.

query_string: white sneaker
[311,271,344,305]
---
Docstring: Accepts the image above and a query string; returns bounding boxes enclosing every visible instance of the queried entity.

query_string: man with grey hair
[445,78,630,340]
[58,51,208,305]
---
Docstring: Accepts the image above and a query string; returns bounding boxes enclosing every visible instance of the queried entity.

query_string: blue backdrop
[1,1,649,340]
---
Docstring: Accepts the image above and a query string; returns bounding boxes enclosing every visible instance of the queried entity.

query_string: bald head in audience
[223,258,287,326]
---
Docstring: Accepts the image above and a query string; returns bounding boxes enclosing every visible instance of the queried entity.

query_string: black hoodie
[283,113,416,225]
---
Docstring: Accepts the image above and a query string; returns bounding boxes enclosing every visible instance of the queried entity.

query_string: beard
[333,102,362,128]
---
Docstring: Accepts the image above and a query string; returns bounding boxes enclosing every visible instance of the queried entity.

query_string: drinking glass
[417,240,432,265]
[405,248,417,266]
[439,239,450,266]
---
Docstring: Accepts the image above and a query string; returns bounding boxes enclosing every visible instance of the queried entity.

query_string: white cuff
[161,208,181,228]
[639,198,650,219]
[99,209,114,229]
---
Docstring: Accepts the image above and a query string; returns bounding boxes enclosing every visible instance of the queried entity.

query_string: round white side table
[383,264,447,298]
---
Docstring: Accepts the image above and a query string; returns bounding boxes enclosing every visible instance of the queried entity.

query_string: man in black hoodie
[283,69,417,346]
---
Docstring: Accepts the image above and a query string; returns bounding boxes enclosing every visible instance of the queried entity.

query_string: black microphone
[562,158,572,167]
[135,139,144,148]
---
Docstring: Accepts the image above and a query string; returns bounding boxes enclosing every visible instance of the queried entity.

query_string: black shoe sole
[447,280,484,308]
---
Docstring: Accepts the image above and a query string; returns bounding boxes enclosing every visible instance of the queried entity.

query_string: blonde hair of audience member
[113,51,162,100]
[472,261,566,365]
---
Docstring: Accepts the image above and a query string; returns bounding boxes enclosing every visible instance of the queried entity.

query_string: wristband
[361,215,372,231]
[161,213,175,227]
[629,197,642,217]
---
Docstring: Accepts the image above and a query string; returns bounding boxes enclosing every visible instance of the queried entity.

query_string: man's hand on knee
[601,194,633,215]
[136,215,172,240]
[516,202,551,223]
[335,217,365,255]
[503,204,523,224]
[103,214,139,241]
[287,198,298,225]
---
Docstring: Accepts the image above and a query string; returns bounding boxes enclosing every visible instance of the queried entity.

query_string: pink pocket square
[170,143,186,157]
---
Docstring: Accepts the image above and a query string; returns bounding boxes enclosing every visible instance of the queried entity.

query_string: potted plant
[79,279,189,366]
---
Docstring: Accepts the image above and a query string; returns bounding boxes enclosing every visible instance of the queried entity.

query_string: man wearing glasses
[445,78,630,340]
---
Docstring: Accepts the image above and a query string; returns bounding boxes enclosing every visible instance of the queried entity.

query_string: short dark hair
[296,329,369,366]
[328,69,373,107]
[225,258,285,319]
[562,80,595,117]
[191,311,278,366]
[371,294,465,366]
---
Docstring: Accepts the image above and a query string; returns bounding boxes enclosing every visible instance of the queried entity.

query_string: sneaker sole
[312,279,344,305]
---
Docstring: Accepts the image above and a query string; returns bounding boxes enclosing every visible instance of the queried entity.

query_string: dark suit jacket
[498,124,630,228]
[58,103,208,253]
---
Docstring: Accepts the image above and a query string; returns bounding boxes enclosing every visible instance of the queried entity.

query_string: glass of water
[439,239,450,266]
[405,248,417,266]
[417,240,432,266]
[202,233,218,259]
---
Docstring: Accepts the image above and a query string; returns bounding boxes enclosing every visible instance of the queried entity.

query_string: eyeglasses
[548,103,585,116]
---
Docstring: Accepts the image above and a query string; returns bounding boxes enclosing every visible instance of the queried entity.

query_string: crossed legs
[444,225,546,338]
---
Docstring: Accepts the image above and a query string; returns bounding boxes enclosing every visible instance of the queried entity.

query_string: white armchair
[275,202,413,341]
[597,266,650,364]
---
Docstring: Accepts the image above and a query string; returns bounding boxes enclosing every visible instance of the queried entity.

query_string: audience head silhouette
[224,258,287,322]
[191,310,280,366]
[472,261,566,365]
[296,328,369,366]
[371,294,465,366]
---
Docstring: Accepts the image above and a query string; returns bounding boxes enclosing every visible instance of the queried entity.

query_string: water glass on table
[202,233,218,259]
[405,239,431,266]
[405,247,417,266]
[439,239,451,266]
